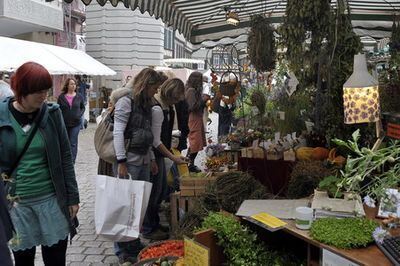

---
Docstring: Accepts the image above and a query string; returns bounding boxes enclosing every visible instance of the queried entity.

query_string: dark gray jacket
[0,181,12,266]
[58,93,85,128]
[0,97,80,238]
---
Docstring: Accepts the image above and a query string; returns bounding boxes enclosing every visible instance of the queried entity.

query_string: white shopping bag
[94,175,152,242]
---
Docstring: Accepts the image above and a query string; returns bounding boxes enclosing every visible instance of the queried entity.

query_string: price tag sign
[277,111,285,120]
[274,132,281,142]
[252,139,259,149]
[184,237,210,266]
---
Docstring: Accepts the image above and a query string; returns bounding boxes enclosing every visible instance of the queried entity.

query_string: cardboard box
[240,147,265,159]
[284,149,296,161]
[266,149,283,160]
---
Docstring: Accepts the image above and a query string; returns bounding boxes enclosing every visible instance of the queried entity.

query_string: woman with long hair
[142,78,187,240]
[112,68,162,264]
[0,62,79,265]
[185,71,206,172]
[57,77,85,164]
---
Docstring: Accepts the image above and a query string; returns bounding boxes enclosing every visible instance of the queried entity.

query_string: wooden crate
[170,192,198,233]
[180,176,216,196]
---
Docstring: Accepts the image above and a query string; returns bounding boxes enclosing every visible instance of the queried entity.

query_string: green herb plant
[310,217,378,249]
[333,130,400,200]
[318,175,343,198]
[197,212,275,266]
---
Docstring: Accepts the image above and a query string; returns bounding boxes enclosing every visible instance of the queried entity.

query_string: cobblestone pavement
[32,112,218,265]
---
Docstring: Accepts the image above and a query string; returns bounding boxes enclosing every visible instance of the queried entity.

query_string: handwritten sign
[184,237,210,266]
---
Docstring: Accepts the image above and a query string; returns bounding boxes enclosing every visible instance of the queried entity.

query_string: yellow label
[250,212,287,228]
[184,237,210,266]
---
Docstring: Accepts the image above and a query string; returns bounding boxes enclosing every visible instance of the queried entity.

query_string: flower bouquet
[205,143,225,157]
[205,156,229,172]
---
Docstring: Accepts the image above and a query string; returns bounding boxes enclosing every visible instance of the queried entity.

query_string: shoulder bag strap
[7,103,46,176]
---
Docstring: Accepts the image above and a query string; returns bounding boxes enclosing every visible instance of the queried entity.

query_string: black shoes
[142,228,169,240]
[188,164,201,173]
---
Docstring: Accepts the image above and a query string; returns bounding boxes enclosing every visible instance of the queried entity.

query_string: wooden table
[281,206,393,265]
[283,220,392,266]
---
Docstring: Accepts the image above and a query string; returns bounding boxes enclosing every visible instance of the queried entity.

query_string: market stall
[70,1,400,265]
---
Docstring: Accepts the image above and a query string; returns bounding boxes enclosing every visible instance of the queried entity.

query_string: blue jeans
[80,116,85,130]
[112,163,150,258]
[142,157,167,235]
[66,125,80,164]
[170,163,180,192]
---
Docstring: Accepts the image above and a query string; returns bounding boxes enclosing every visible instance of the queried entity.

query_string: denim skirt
[9,193,70,251]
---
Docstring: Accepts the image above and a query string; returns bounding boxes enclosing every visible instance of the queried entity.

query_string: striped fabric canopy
[65,0,400,44]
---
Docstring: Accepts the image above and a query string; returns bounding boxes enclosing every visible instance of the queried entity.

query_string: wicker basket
[137,240,184,261]
[219,71,238,96]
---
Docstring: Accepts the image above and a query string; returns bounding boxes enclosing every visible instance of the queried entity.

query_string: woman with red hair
[0,62,80,265]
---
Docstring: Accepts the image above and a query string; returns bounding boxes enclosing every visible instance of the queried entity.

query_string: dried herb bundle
[174,171,271,238]
[248,15,276,72]
[287,161,333,199]
[215,171,271,213]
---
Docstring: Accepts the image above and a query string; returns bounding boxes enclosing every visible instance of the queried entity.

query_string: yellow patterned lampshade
[343,86,380,124]
[343,54,380,124]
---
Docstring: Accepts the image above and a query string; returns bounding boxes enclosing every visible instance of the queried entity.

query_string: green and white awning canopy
[65,0,400,45]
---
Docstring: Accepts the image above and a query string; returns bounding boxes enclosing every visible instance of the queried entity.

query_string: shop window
[164,28,173,50]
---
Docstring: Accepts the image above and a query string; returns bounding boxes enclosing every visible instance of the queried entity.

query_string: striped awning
[65,0,400,45]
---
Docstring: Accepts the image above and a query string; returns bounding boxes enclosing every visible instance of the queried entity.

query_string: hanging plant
[380,17,400,113]
[322,0,363,140]
[247,15,276,72]
[280,0,330,76]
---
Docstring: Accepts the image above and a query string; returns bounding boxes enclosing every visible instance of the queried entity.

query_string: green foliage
[280,0,330,77]
[273,85,313,134]
[318,175,343,198]
[280,0,364,140]
[310,218,378,249]
[234,85,275,131]
[333,130,400,199]
[322,0,362,140]
[197,213,275,266]
[379,19,400,113]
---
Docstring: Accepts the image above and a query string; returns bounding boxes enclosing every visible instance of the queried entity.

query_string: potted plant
[330,130,400,208]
